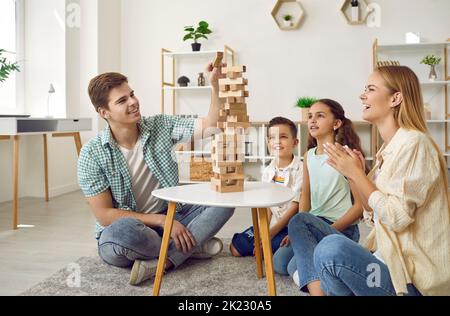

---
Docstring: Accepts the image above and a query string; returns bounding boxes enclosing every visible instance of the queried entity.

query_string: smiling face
[98,82,142,126]
[267,124,298,159]
[360,71,399,124]
[307,102,342,140]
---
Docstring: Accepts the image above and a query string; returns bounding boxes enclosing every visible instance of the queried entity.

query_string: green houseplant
[420,54,441,81]
[283,14,293,27]
[183,21,213,52]
[0,49,20,83]
[296,96,318,122]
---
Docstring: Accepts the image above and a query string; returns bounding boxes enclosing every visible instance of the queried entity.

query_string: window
[0,0,24,114]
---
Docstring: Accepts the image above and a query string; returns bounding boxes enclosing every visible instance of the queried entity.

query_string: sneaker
[129,259,158,286]
[190,237,223,259]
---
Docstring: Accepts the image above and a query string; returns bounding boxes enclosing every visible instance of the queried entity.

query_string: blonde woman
[316,66,450,296]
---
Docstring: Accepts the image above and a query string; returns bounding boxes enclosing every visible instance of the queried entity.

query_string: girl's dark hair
[308,99,367,171]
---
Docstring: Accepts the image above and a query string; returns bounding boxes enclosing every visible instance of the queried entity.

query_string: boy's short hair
[88,72,128,112]
[268,117,298,138]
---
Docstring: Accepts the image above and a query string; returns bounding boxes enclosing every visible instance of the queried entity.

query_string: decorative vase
[197,73,206,87]
[191,43,201,52]
[301,108,309,122]
[428,65,437,81]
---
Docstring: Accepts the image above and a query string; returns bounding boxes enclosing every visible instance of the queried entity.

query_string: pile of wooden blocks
[211,59,250,193]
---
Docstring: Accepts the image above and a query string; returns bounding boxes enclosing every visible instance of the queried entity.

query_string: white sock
[293,270,300,287]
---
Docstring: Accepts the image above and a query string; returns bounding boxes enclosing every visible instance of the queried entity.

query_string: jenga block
[224,127,249,135]
[219,90,249,98]
[226,71,242,80]
[230,84,246,92]
[212,144,244,155]
[220,109,247,117]
[222,66,247,74]
[213,165,244,174]
[219,78,248,85]
[223,103,247,112]
[213,133,244,143]
[218,122,252,129]
[212,152,245,163]
[211,178,244,193]
[213,52,224,68]
[227,115,250,123]
[213,173,245,181]
[219,85,229,92]
[211,160,243,168]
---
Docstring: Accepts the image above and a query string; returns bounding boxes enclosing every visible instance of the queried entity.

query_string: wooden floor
[0,190,251,296]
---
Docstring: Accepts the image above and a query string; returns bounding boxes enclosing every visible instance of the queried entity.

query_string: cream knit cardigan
[364,128,450,296]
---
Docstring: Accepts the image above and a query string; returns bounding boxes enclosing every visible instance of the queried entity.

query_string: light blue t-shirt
[307,147,353,223]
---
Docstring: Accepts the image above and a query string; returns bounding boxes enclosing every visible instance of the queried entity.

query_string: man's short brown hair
[268,117,298,138]
[88,72,128,112]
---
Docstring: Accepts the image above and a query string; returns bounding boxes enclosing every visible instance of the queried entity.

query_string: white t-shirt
[119,139,165,214]
[262,155,303,229]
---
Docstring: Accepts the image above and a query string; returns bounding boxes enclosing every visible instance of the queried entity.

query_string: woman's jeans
[314,234,422,296]
[273,212,359,291]
[97,204,234,268]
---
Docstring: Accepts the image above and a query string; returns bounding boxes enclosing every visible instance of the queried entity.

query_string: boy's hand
[280,236,290,247]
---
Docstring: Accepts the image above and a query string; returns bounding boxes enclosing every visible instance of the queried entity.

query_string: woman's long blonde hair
[377,65,450,207]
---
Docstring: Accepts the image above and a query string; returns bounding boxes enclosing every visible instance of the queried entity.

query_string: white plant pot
[351,6,360,22]
[283,20,292,27]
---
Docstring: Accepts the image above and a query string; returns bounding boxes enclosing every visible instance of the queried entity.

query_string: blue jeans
[273,213,360,291]
[231,226,288,257]
[97,204,234,268]
[314,234,422,296]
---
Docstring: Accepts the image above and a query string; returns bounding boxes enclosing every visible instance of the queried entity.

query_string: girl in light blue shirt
[273,99,365,295]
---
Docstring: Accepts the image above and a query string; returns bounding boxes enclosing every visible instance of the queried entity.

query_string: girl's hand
[280,236,290,247]
[323,143,364,180]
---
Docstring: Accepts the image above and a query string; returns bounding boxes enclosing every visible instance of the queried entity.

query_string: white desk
[0,118,92,230]
[151,182,295,296]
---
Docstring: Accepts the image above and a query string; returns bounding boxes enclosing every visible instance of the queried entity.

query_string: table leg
[251,208,263,279]
[258,208,277,296]
[74,132,82,156]
[12,136,20,230]
[43,134,49,202]
[153,201,177,296]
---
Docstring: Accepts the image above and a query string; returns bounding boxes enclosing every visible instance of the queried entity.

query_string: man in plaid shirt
[78,63,234,285]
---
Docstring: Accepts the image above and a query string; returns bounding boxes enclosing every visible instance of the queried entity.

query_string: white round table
[151,182,296,296]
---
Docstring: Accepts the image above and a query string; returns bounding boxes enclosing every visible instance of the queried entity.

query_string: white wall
[2,0,450,203]
[121,0,450,122]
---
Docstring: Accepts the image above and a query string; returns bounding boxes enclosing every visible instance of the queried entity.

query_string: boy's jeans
[97,204,234,268]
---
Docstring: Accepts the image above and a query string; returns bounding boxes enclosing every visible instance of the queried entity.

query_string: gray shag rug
[20,240,305,296]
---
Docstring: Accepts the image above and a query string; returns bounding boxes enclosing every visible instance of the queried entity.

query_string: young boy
[230,117,303,257]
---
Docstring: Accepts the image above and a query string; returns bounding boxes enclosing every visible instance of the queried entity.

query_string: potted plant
[351,0,360,22]
[296,96,318,122]
[183,21,213,52]
[420,54,441,81]
[0,49,20,83]
[282,14,293,27]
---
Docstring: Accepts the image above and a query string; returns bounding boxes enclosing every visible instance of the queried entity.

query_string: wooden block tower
[211,61,250,193]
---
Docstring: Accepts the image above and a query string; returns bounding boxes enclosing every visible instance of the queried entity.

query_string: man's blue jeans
[314,234,422,296]
[97,204,234,268]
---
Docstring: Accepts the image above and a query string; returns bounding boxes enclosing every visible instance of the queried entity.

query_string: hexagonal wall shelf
[340,0,370,25]
[271,0,305,31]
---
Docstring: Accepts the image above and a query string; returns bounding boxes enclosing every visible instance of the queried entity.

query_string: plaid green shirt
[77,115,196,236]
